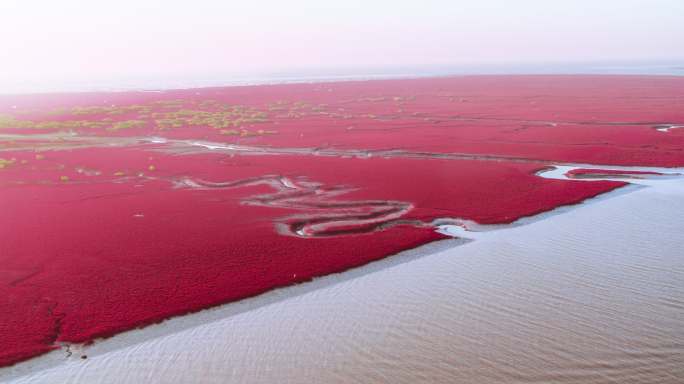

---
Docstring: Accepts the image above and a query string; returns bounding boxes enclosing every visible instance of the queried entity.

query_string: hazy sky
[1,0,683,85]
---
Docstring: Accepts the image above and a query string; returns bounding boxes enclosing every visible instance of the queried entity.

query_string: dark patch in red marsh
[566,168,664,179]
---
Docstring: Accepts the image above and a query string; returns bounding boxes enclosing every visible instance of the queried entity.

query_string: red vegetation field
[1,76,683,367]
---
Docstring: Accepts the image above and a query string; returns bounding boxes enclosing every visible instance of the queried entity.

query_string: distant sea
[2,61,683,95]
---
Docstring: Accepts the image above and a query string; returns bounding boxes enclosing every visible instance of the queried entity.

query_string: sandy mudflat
[3,174,683,384]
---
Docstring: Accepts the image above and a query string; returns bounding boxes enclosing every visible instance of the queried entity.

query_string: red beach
[1,75,683,367]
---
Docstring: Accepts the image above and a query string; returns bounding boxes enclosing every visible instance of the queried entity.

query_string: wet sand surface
[4,176,683,384]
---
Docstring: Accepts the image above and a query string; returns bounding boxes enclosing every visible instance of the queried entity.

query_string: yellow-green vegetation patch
[2,100,276,134]
[71,105,153,116]
[151,106,270,130]
[107,120,147,131]
[0,158,16,169]
[0,114,18,127]
[220,129,278,137]
[46,108,69,116]
[267,100,290,111]
[0,115,108,130]
[198,99,222,108]
[267,100,352,119]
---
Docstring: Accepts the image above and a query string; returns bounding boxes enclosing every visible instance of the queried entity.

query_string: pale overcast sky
[0,0,683,89]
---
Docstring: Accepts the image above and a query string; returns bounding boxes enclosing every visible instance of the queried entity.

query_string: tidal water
[2,61,683,95]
